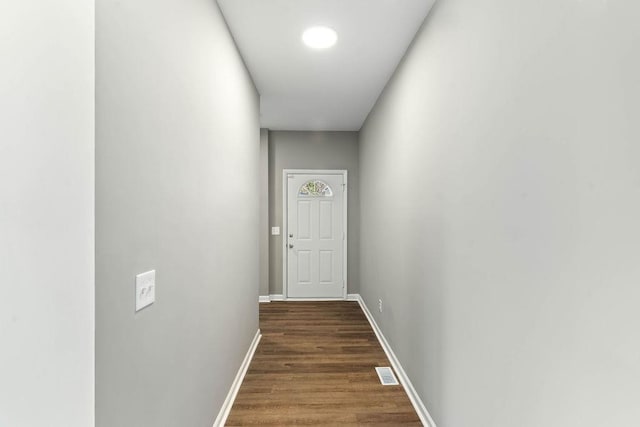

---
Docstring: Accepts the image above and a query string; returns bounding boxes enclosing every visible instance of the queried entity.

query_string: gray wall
[96,0,260,425]
[359,0,640,426]
[268,131,360,295]
[0,1,95,426]
[259,129,270,296]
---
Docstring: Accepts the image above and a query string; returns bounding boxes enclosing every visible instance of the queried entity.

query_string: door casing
[282,169,348,300]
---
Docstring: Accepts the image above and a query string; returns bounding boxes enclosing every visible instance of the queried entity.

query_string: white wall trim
[213,329,262,427]
[353,294,437,427]
[270,294,352,302]
[258,295,271,303]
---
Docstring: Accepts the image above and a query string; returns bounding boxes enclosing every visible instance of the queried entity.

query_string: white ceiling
[217,0,435,131]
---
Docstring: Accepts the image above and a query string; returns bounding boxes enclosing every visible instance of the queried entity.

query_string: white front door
[285,171,346,299]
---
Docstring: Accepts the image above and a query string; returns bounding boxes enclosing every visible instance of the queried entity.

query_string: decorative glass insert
[299,180,333,197]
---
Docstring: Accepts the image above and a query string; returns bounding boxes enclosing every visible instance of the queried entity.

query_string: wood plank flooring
[225,301,421,425]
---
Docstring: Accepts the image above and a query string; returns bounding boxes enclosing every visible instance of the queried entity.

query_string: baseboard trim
[353,294,437,427]
[262,294,357,302]
[213,329,262,427]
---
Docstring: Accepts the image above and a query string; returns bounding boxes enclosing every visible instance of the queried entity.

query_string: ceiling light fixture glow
[302,26,338,49]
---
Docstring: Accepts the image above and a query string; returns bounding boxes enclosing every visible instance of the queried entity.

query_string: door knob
[288,244,294,249]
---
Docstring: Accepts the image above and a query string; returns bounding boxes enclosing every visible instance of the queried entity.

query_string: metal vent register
[375,367,399,385]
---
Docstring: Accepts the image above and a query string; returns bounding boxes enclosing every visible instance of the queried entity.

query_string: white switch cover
[271,226,280,235]
[135,270,155,312]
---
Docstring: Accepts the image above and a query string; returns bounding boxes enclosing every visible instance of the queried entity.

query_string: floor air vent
[375,367,399,385]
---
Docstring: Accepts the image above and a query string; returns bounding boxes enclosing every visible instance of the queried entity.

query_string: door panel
[319,200,333,239]
[286,172,345,298]
[297,250,312,284]
[319,250,333,283]
[297,201,312,239]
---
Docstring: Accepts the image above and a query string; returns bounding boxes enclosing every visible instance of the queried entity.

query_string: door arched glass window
[298,180,333,197]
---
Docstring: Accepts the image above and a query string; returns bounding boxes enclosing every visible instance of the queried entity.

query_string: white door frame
[282,169,348,300]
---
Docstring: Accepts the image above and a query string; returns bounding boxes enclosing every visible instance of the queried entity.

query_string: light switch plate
[135,270,155,312]
[271,226,280,235]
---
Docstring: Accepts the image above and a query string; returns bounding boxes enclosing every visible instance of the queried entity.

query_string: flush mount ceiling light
[302,26,338,49]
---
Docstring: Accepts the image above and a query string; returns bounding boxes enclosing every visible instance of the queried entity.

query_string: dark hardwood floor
[225,301,421,425]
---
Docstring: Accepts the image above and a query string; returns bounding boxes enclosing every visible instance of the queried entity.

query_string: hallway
[4,0,640,426]
[226,302,420,425]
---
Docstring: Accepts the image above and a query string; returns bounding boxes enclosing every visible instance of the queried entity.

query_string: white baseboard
[212,329,262,427]
[262,294,359,302]
[353,294,437,427]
